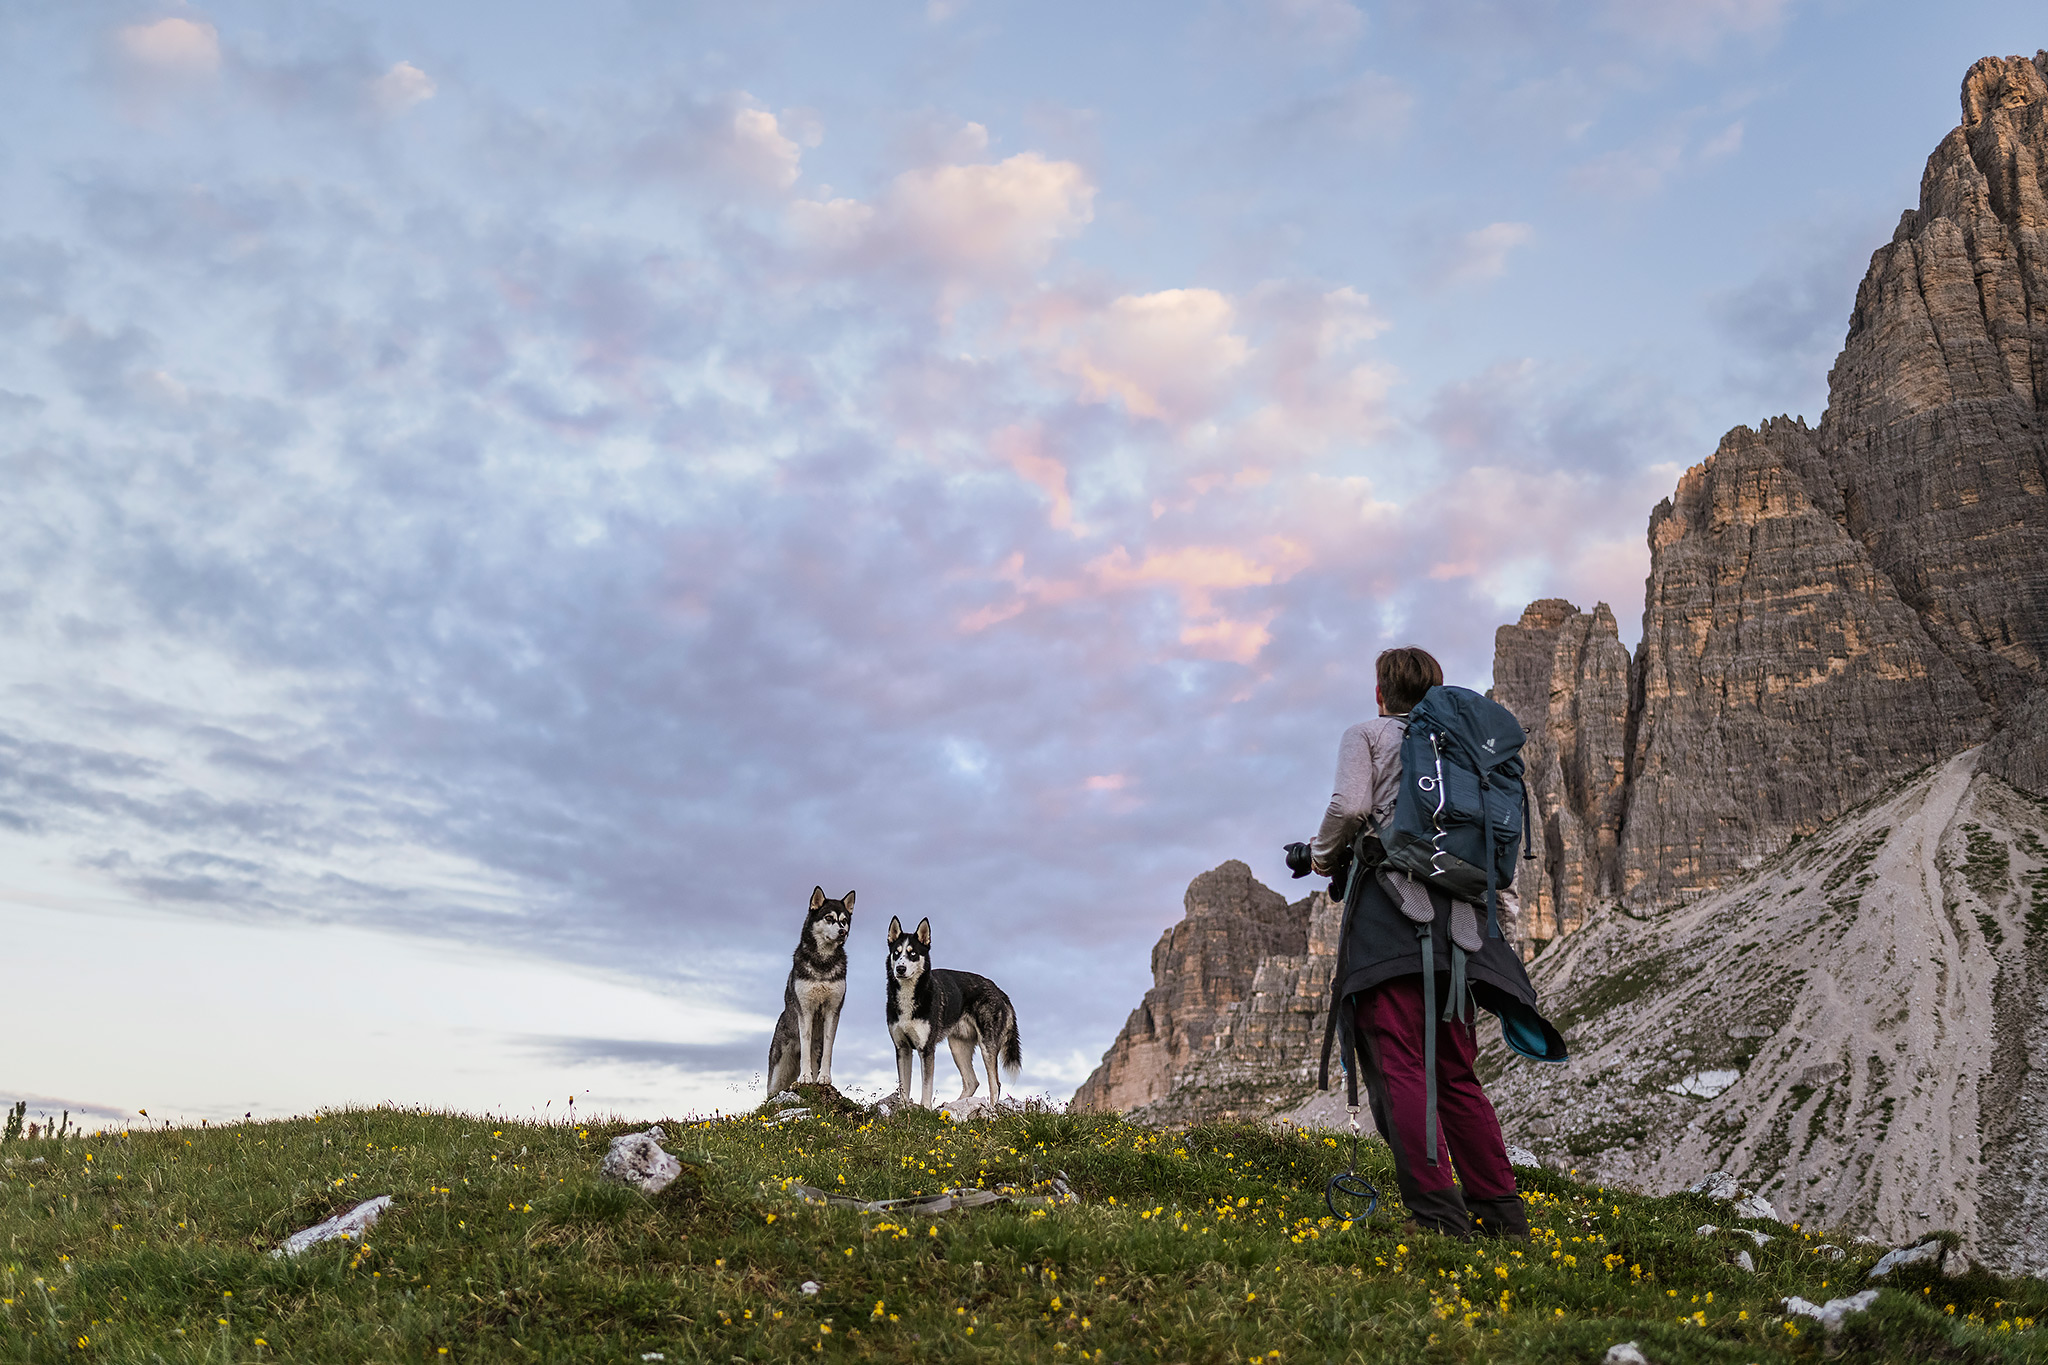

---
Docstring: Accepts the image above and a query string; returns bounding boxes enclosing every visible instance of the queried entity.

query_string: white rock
[1603,1343,1649,1365]
[1686,1171,1739,1201]
[766,1108,812,1126]
[1505,1145,1542,1167]
[1666,1070,1741,1099]
[943,1096,992,1124]
[1812,1243,1846,1261]
[1783,1289,1880,1332]
[641,1355,665,1361]
[1735,1228,1773,1246]
[271,1195,392,1258]
[1867,1240,1942,1279]
[1733,1193,1779,1221]
[800,1280,821,1296]
[768,1091,802,1106]
[598,1127,683,1195]
[1735,1250,1755,1272]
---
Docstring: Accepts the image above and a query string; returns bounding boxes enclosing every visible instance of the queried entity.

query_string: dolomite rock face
[1070,861,1307,1114]
[1819,51,2048,714]
[1502,54,2048,915]
[1481,751,2048,1273]
[1126,891,1344,1126]
[1620,419,1990,905]
[1492,599,1632,943]
[1984,687,2048,796]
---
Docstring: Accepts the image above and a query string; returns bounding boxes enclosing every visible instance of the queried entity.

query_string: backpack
[1371,684,1532,939]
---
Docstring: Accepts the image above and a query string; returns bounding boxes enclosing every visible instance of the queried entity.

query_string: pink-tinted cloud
[116,17,221,78]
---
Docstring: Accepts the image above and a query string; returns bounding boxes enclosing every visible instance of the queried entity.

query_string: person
[1311,645,1545,1240]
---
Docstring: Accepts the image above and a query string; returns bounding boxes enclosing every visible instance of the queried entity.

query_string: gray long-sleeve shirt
[1310,714,1407,873]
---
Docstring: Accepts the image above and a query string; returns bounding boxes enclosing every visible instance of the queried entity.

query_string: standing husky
[765,888,853,1095]
[884,916,1022,1108]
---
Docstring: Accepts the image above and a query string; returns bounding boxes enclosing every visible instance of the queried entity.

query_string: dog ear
[888,915,902,939]
[916,917,931,945]
[842,890,855,910]
[810,886,825,911]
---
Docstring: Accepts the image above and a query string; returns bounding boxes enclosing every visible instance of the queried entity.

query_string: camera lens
[1283,841,1314,878]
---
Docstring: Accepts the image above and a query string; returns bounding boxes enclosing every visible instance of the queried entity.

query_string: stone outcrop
[1125,891,1343,1126]
[1481,750,2048,1273]
[1621,419,1991,903]
[1820,51,2048,714]
[1492,599,1631,944]
[1985,687,2048,796]
[1070,861,1307,1114]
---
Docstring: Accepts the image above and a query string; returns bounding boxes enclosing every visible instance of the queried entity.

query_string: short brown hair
[1377,646,1442,715]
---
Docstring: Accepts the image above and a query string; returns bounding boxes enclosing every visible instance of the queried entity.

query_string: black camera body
[1283,839,1353,901]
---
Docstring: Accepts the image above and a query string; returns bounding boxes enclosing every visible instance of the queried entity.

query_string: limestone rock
[271,1194,391,1258]
[1492,599,1631,946]
[1984,686,2048,796]
[598,1126,683,1195]
[1783,1290,1881,1332]
[1603,1344,1649,1365]
[1868,1239,1945,1279]
[1129,891,1344,1126]
[1623,419,1990,905]
[1071,862,1308,1114]
[1733,1193,1779,1222]
[1820,51,2048,714]
[1687,1172,1740,1201]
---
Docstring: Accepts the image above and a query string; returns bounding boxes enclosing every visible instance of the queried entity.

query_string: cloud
[1700,119,1744,160]
[633,93,807,194]
[1058,289,1251,424]
[1,3,1721,1118]
[372,61,436,114]
[1435,221,1534,287]
[1258,0,1367,52]
[115,17,222,78]
[886,152,1095,273]
[1601,0,1794,52]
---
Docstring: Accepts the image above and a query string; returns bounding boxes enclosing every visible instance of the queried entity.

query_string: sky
[2,0,2043,1126]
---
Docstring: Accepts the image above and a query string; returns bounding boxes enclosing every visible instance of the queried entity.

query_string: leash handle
[1326,1103,1379,1221]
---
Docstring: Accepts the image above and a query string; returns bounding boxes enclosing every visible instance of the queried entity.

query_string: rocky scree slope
[1484,748,2048,1272]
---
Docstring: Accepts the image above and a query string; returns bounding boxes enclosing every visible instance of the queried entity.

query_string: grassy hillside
[0,1091,2042,1363]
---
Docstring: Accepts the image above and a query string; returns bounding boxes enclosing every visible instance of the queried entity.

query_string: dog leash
[1323,1103,1380,1220]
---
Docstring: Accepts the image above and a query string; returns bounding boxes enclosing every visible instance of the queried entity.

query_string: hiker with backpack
[1291,646,1566,1240]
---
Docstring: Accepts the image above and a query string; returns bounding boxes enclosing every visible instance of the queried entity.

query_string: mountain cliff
[1510,51,2048,931]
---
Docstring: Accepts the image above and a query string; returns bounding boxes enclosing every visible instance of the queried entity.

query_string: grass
[2,1091,2045,1363]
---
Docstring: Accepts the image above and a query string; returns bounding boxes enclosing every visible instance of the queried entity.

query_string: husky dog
[884,915,1022,1108]
[765,888,853,1095]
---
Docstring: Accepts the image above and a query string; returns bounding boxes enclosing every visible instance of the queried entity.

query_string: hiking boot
[1465,1194,1530,1241]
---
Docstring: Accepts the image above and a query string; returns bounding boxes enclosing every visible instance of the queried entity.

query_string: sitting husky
[884,915,1022,1109]
[765,887,853,1094]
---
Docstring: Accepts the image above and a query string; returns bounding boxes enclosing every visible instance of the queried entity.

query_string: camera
[1285,838,1356,901]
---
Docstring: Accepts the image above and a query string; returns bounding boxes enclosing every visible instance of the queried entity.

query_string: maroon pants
[1354,976,1527,1238]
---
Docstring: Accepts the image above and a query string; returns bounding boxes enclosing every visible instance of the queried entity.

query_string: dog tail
[1001,1012,1023,1076]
